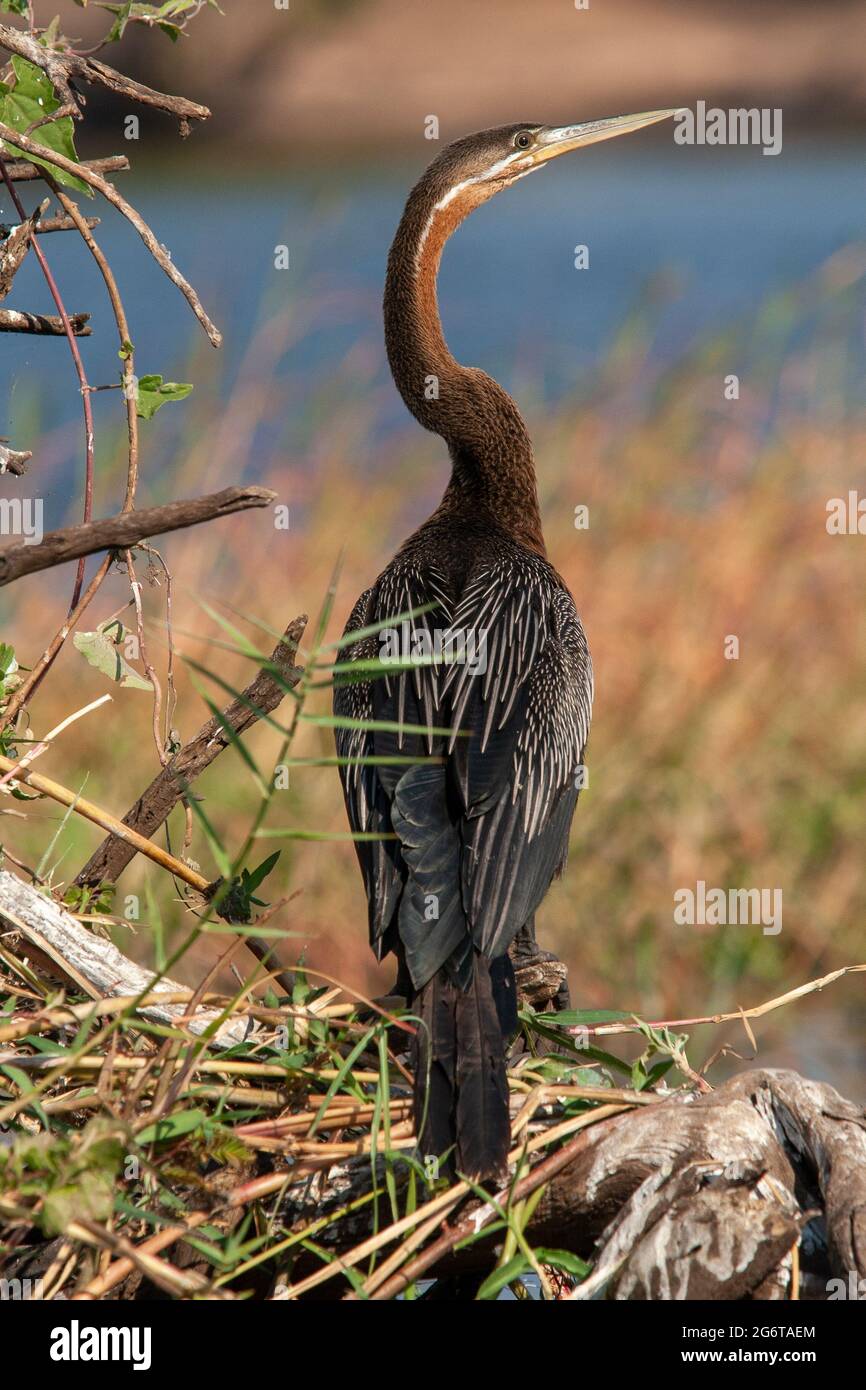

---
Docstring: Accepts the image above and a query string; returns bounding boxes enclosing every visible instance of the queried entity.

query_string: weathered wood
[280,1067,866,1300]
[0,870,253,1047]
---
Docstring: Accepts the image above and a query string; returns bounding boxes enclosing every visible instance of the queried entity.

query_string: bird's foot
[508,933,571,1013]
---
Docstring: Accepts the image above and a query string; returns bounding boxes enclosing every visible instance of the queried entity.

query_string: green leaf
[134,373,193,419]
[42,1172,116,1236]
[477,1254,529,1300]
[93,0,212,43]
[0,2,29,16]
[73,620,153,691]
[0,58,89,194]
[522,1058,604,1085]
[533,1008,633,1027]
[0,642,18,702]
[243,850,280,895]
[209,852,282,925]
[137,1107,207,1145]
[534,1248,591,1278]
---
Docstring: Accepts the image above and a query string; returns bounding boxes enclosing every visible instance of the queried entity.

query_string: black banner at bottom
[1,1295,857,1374]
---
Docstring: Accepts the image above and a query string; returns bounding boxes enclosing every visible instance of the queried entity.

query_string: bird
[334,110,678,1182]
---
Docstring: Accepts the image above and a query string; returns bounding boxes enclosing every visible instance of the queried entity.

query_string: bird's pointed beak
[531,108,683,164]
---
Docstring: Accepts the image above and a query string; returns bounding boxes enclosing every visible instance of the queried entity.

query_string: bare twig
[0,200,42,298]
[0,121,221,345]
[74,1214,210,1300]
[574,962,866,1039]
[0,766,211,892]
[0,152,96,609]
[0,692,111,789]
[46,178,139,505]
[4,155,128,183]
[0,307,90,334]
[0,556,112,729]
[0,24,211,132]
[76,615,308,888]
[1,177,143,729]
[0,485,276,587]
[124,550,167,768]
[32,213,100,235]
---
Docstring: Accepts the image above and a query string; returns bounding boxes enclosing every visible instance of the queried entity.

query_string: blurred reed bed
[2,246,865,1046]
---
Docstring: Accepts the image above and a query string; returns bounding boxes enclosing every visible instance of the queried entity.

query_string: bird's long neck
[384,177,546,554]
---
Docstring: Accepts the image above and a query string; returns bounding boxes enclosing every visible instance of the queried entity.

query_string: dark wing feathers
[333,588,403,957]
[334,551,592,985]
[391,763,472,988]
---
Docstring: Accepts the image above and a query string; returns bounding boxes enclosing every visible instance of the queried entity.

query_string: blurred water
[2,136,865,515]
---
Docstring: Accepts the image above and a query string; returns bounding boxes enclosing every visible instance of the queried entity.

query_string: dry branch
[76,616,308,889]
[0,443,30,475]
[33,214,101,235]
[0,752,213,891]
[0,484,276,586]
[0,212,100,239]
[0,307,90,335]
[0,870,253,1047]
[4,155,128,183]
[0,121,220,345]
[0,201,39,299]
[0,24,211,132]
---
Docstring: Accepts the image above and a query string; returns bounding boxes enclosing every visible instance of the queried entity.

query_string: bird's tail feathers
[412,952,514,1182]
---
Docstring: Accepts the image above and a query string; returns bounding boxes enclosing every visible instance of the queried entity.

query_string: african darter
[335,111,678,1180]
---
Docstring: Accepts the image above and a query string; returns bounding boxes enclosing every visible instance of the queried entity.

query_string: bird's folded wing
[335,561,592,969]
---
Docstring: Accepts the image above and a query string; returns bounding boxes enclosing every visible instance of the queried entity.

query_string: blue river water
[1,135,865,513]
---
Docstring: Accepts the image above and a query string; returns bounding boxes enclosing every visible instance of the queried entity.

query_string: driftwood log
[281,1067,866,1300]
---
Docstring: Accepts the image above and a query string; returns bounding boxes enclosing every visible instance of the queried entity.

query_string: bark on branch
[4,155,128,183]
[0,485,276,586]
[0,200,40,299]
[0,307,90,335]
[0,24,210,133]
[31,214,101,235]
[76,614,308,888]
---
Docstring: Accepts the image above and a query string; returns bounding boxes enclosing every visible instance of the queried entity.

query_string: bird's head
[419,110,681,225]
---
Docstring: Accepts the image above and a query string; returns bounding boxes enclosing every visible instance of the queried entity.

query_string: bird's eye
[514,131,532,149]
